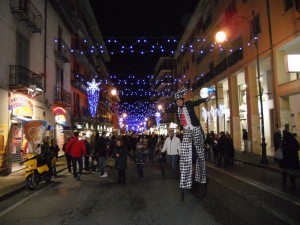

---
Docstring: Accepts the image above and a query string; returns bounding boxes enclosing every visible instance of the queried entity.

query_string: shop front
[9,93,34,173]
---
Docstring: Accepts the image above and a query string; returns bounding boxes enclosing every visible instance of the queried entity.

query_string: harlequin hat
[174,87,188,100]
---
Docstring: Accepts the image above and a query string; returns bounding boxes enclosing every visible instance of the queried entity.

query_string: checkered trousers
[179,127,206,189]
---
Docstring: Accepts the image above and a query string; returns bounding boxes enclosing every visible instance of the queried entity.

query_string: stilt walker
[174,87,211,201]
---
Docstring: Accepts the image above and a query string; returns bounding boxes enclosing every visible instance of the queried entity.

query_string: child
[112,138,127,183]
[135,139,147,178]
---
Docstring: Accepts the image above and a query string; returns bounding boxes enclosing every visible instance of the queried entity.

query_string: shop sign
[53,107,67,125]
[10,94,33,117]
[53,107,66,115]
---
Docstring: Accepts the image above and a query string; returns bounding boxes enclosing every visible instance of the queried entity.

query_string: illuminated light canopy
[53,107,66,115]
[87,79,101,118]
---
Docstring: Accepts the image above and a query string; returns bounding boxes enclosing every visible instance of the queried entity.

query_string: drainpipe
[266,0,278,129]
[43,0,47,93]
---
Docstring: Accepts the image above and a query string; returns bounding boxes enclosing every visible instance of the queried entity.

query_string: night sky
[89,0,199,75]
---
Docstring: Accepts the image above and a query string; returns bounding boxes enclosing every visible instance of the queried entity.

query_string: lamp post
[216,10,268,164]
[253,32,268,164]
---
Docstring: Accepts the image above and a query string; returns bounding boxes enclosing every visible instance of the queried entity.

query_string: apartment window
[73,62,80,73]
[251,14,261,37]
[16,32,29,68]
[284,0,293,11]
[74,93,80,115]
[57,25,63,51]
[56,65,64,87]
[225,0,236,22]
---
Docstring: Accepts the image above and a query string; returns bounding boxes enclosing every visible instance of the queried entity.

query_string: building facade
[0,0,117,175]
[173,0,300,156]
[150,57,177,135]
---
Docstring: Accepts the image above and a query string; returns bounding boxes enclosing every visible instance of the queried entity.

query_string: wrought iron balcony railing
[10,0,43,33]
[54,87,71,106]
[10,65,43,93]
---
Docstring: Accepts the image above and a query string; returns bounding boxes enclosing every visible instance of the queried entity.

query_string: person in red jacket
[65,132,86,180]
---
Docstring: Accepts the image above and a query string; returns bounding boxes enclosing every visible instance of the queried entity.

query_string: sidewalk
[0,151,292,201]
[234,150,280,172]
[0,155,68,200]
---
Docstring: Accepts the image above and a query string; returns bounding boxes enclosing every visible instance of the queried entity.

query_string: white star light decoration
[87,79,101,118]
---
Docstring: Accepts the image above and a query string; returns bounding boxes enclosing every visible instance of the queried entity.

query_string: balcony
[10,65,43,95]
[54,87,71,106]
[54,38,70,62]
[72,73,88,94]
[214,58,228,76]
[10,0,43,33]
[228,48,243,67]
[72,49,98,75]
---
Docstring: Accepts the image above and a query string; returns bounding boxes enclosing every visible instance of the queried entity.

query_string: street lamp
[157,104,163,111]
[111,88,117,96]
[216,10,268,164]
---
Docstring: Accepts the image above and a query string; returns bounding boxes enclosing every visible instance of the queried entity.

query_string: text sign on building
[10,94,33,117]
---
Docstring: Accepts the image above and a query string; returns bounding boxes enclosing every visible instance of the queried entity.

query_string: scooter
[21,153,52,190]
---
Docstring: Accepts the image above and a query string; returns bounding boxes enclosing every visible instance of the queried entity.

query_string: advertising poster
[22,120,47,153]
[0,124,8,172]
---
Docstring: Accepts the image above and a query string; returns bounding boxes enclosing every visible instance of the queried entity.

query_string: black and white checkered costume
[177,101,207,189]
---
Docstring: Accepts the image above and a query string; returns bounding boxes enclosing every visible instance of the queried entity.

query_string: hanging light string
[54,36,253,55]
[67,35,255,127]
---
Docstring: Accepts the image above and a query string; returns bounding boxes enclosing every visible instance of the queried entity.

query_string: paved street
[0,155,299,225]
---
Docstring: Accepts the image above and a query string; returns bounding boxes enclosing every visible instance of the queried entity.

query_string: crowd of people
[60,128,239,184]
[39,121,298,194]
[204,131,235,167]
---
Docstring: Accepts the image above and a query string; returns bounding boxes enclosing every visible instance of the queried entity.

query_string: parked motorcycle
[21,153,52,190]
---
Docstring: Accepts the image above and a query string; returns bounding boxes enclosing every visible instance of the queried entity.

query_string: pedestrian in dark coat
[49,138,60,176]
[148,132,158,162]
[98,132,108,177]
[217,132,229,167]
[135,139,147,178]
[226,132,235,165]
[83,138,91,171]
[279,130,299,190]
[129,133,139,162]
[63,137,72,173]
[112,138,128,183]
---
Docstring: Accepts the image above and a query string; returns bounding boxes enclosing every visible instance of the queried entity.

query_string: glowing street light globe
[111,89,117,96]
[200,87,215,99]
[200,88,209,98]
[215,31,227,43]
